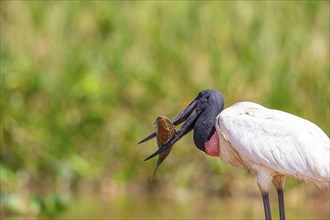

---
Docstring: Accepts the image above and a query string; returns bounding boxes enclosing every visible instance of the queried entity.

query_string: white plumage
[217,101,330,191]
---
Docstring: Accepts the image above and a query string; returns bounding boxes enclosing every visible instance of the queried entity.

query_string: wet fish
[152,116,176,178]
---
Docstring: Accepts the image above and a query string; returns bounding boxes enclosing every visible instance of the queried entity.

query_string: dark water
[61,185,329,219]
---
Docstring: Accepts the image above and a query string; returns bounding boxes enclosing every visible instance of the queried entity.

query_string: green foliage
[0,1,329,218]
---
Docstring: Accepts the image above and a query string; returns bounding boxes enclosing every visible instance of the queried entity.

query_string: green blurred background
[1,1,329,219]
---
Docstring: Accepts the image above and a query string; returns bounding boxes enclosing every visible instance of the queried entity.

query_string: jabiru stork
[139,89,330,220]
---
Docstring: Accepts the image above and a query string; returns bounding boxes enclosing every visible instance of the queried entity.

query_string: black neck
[193,94,224,152]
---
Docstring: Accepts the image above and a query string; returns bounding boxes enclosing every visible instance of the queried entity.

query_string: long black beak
[138,93,204,161]
[137,96,199,145]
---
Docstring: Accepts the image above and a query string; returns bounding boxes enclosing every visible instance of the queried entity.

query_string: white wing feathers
[218,102,330,186]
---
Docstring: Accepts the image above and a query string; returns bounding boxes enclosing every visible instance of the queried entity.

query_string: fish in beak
[138,91,205,161]
[151,116,176,178]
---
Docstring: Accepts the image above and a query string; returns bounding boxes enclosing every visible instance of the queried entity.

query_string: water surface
[61,185,329,219]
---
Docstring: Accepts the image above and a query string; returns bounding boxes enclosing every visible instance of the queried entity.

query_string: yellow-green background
[1,1,329,219]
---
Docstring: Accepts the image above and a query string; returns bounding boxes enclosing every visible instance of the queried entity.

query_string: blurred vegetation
[0,1,329,219]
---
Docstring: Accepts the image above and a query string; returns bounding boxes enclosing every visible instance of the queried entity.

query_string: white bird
[139,89,330,220]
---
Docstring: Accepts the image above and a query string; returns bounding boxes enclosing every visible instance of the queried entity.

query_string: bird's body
[140,89,330,220]
[217,102,330,191]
